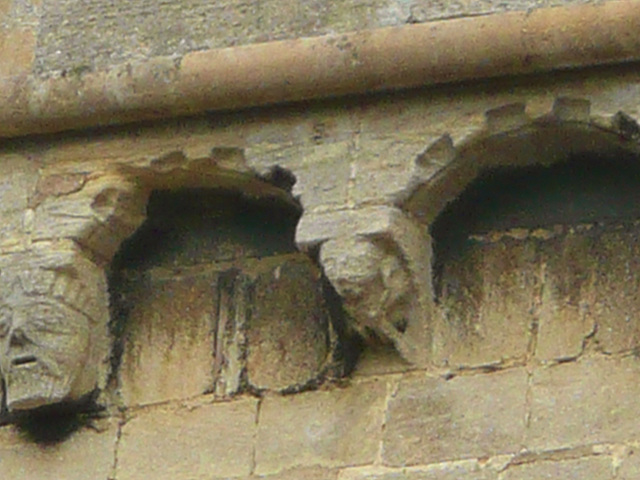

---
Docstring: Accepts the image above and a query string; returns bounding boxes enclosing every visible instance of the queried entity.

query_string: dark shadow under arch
[420,122,640,299]
[432,150,640,295]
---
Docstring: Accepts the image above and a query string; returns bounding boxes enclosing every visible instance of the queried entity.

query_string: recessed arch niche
[107,161,349,407]
[405,116,640,368]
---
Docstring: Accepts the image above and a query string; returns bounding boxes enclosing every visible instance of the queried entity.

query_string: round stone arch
[402,100,640,368]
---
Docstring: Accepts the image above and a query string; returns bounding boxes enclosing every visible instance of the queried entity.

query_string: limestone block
[255,379,388,475]
[297,207,405,246]
[535,231,598,361]
[0,154,38,250]
[434,224,640,364]
[245,255,335,391]
[0,0,10,17]
[338,461,499,480]
[250,466,340,480]
[213,269,248,397]
[527,356,640,450]
[0,26,36,77]
[350,138,438,206]
[289,141,352,212]
[589,228,640,354]
[117,397,258,480]
[32,174,147,261]
[0,211,27,251]
[0,419,117,480]
[434,237,538,367]
[117,267,218,407]
[552,97,591,122]
[484,103,528,133]
[501,457,613,480]
[618,448,640,480]
[0,154,37,215]
[0,244,110,412]
[382,368,528,466]
[116,252,339,404]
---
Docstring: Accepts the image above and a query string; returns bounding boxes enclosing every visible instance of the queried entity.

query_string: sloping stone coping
[0,0,638,138]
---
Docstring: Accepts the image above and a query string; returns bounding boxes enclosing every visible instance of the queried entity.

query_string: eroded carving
[298,206,433,366]
[0,246,109,412]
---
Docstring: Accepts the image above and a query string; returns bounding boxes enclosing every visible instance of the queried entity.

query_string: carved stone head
[0,246,109,412]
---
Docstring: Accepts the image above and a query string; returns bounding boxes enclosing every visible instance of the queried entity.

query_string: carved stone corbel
[297,206,434,366]
[0,244,109,411]
[0,173,147,412]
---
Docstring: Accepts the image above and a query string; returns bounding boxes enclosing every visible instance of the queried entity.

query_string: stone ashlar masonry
[1,67,640,478]
[1,8,640,477]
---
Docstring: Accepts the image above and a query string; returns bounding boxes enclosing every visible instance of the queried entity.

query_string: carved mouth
[11,355,37,367]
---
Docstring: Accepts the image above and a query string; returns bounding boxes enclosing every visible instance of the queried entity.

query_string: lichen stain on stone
[541,231,597,308]
[436,235,539,365]
[437,222,640,365]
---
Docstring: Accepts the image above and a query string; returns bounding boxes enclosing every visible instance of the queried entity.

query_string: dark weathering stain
[431,151,640,296]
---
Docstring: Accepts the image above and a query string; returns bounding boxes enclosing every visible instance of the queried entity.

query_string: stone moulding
[0,0,639,138]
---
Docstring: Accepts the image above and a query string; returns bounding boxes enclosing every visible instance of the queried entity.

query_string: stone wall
[3,336,640,479]
[1,2,640,479]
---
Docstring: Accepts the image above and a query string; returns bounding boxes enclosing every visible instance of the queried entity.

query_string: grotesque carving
[0,246,109,412]
[297,206,434,366]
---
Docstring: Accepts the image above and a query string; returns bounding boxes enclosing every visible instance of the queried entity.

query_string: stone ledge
[0,0,638,138]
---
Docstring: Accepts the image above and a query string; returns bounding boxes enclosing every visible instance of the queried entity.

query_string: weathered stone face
[0,247,110,413]
[0,297,91,411]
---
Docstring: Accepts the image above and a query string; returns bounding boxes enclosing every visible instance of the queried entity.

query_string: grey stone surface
[0,154,38,251]
[383,368,528,466]
[433,235,538,367]
[0,419,118,480]
[251,466,340,480]
[246,254,335,391]
[338,461,498,480]
[291,141,352,212]
[589,227,640,354]
[255,378,388,475]
[117,267,218,407]
[535,230,598,361]
[618,448,640,480]
[32,174,147,260]
[350,138,439,206]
